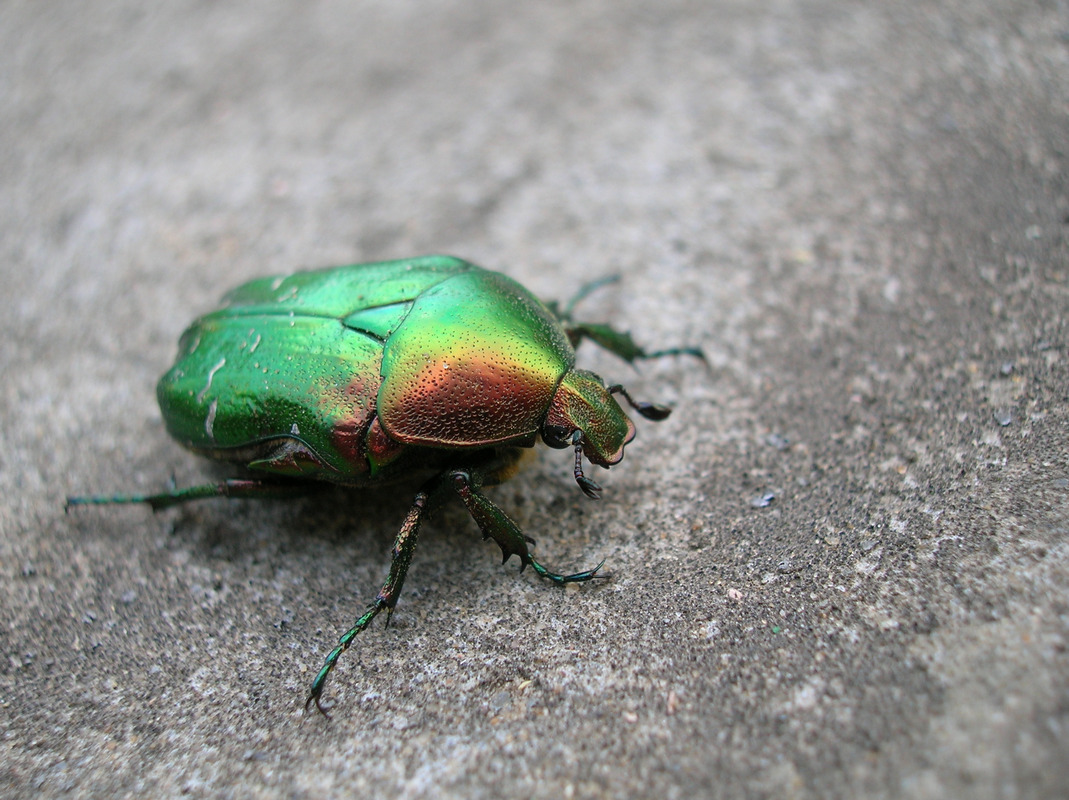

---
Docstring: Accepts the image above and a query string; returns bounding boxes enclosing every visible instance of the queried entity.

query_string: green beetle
[68,255,700,714]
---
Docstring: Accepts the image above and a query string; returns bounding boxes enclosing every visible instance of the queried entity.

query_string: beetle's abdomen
[157,313,383,482]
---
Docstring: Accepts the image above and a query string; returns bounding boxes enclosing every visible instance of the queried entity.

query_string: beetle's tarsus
[577,476,602,500]
[642,345,707,362]
[305,690,333,720]
[530,557,607,585]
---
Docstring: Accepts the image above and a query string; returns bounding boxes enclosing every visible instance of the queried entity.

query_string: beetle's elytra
[67,255,702,715]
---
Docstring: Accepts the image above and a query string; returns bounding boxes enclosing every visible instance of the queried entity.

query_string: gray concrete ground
[2,1,1067,797]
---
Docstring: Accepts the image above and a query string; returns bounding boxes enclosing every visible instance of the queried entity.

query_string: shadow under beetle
[67,255,702,715]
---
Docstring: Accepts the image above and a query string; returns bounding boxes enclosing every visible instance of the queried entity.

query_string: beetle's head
[542,369,671,499]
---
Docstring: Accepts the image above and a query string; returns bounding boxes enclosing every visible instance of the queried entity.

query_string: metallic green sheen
[378,268,575,447]
[156,256,577,485]
[219,254,473,323]
[156,300,385,480]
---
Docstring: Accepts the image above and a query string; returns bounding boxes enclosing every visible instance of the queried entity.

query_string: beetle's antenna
[608,385,672,421]
[571,431,602,499]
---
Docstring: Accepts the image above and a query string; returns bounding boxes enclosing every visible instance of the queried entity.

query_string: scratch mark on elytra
[205,398,218,441]
[197,358,226,403]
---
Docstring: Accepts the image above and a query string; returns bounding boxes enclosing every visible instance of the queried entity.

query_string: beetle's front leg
[306,490,427,717]
[449,469,604,585]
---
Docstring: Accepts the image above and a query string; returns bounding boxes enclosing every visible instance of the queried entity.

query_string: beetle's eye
[542,424,572,449]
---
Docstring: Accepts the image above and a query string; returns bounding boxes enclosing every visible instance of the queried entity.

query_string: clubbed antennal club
[608,384,672,421]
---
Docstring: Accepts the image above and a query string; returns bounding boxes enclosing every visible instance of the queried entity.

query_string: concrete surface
[2,1,1067,797]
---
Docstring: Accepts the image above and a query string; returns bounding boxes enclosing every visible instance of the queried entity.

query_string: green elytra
[66,256,702,715]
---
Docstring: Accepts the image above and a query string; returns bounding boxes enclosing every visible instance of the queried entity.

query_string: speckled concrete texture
[2,1,1068,798]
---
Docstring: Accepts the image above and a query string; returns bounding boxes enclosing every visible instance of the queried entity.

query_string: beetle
[67,255,701,714]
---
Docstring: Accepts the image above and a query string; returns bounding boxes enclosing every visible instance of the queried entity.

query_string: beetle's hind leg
[65,478,317,512]
[450,469,605,585]
[306,490,428,717]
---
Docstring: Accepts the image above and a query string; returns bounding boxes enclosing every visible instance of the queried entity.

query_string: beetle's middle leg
[305,489,429,717]
[449,468,604,586]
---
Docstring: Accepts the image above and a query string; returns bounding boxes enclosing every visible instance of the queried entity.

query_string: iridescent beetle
[68,256,701,714]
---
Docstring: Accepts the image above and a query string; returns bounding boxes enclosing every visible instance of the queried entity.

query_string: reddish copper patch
[377,269,574,448]
[323,351,384,477]
[366,415,405,474]
[381,354,553,448]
